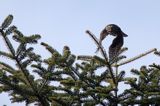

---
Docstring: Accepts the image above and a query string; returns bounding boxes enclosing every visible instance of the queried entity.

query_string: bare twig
[115,48,157,67]
[86,30,100,48]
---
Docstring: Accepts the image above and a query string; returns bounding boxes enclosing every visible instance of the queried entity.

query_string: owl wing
[109,36,123,60]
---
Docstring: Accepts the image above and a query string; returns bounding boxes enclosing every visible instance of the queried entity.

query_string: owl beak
[121,31,128,37]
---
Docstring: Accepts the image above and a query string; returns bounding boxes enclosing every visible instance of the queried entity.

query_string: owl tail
[121,31,128,37]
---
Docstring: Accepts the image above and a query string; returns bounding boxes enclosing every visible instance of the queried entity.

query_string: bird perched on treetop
[96,24,128,60]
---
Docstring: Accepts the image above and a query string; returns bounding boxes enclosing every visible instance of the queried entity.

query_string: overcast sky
[0,0,160,106]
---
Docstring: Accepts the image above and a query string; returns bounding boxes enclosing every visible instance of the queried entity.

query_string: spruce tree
[0,15,159,106]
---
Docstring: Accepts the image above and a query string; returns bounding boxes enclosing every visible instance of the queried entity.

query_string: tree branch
[0,30,49,106]
[85,30,116,86]
[115,48,157,67]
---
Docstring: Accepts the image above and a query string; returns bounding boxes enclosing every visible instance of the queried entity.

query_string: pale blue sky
[0,0,160,106]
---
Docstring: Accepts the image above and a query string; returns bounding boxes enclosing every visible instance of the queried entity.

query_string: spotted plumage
[97,24,128,60]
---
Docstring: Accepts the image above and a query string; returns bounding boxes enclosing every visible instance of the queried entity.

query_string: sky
[0,0,160,106]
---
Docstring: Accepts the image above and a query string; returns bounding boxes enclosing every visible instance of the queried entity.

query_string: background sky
[0,0,160,106]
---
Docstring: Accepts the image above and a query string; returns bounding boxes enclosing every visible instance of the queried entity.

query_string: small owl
[97,24,128,60]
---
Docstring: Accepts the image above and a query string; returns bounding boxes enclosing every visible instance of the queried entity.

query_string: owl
[97,24,128,60]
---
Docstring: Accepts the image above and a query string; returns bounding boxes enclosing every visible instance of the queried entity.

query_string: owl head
[105,24,128,37]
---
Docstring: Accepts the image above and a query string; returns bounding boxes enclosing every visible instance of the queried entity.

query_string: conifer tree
[0,15,159,106]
